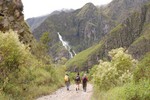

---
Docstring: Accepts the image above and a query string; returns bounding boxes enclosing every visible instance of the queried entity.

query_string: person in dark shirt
[75,72,81,91]
[82,74,88,92]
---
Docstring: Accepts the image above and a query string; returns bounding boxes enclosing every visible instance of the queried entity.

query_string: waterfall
[57,32,76,58]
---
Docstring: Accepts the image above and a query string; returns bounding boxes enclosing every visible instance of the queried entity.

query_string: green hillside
[66,2,150,71]
[66,43,102,71]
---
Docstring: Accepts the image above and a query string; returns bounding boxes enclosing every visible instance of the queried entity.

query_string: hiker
[75,72,81,91]
[64,73,70,91]
[82,73,88,92]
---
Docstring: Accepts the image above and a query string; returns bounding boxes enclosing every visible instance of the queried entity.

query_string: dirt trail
[36,83,93,100]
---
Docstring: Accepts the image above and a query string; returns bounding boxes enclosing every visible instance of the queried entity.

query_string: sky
[22,0,112,19]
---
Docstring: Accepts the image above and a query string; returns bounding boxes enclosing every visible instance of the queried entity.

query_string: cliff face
[66,3,150,71]
[27,0,150,60]
[28,3,115,59]
[25,0,150,64]
[0,0,33,46]
[128,4,150,59]
[104,3,150,59]
[74,3,115,50]
[104,0,150,23]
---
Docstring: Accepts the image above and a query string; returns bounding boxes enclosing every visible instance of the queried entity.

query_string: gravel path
[36,83,93,100]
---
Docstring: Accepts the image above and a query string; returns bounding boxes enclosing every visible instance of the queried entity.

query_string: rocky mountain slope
[66,2,150,71]
[103,0,150,23]
[26,15,49,32]
[0,0,34,47]
[26,10,63,32]
[26,0,150,60]
[27,3,115,59]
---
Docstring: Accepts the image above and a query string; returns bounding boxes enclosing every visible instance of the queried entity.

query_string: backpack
[64,75,69,82]
[75,75,80,82]
[83,77,87,83]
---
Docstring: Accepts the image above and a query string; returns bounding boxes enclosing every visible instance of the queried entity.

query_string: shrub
[0,30,30,90]
[88,65,98,80]
[92,80,150,100]
[93,48,136,91]
[134,52,150,82]
[0,30,65,99]
[124,80,150,100]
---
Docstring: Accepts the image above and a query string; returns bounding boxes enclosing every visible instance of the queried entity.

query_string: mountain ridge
[66,2,150,71]
[26,0,150,70]
[27,2,115,59]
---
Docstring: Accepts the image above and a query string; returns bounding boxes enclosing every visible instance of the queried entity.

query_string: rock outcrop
[66,2,150,71]
[0,0,33,46]
[128,4,150,59]
[104,0,150,23]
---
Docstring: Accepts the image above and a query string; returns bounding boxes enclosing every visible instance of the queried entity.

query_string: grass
[92,80,150,100]
[65,43,102,71]
[92,86,126,100]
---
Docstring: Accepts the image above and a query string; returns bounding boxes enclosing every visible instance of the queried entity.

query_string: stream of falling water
[57,32,76,58]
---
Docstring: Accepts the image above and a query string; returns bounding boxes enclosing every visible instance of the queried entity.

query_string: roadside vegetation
[0,30,65,100]
[91,48,150,100]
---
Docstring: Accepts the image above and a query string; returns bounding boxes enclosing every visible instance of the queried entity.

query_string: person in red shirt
[82,73,88,92]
